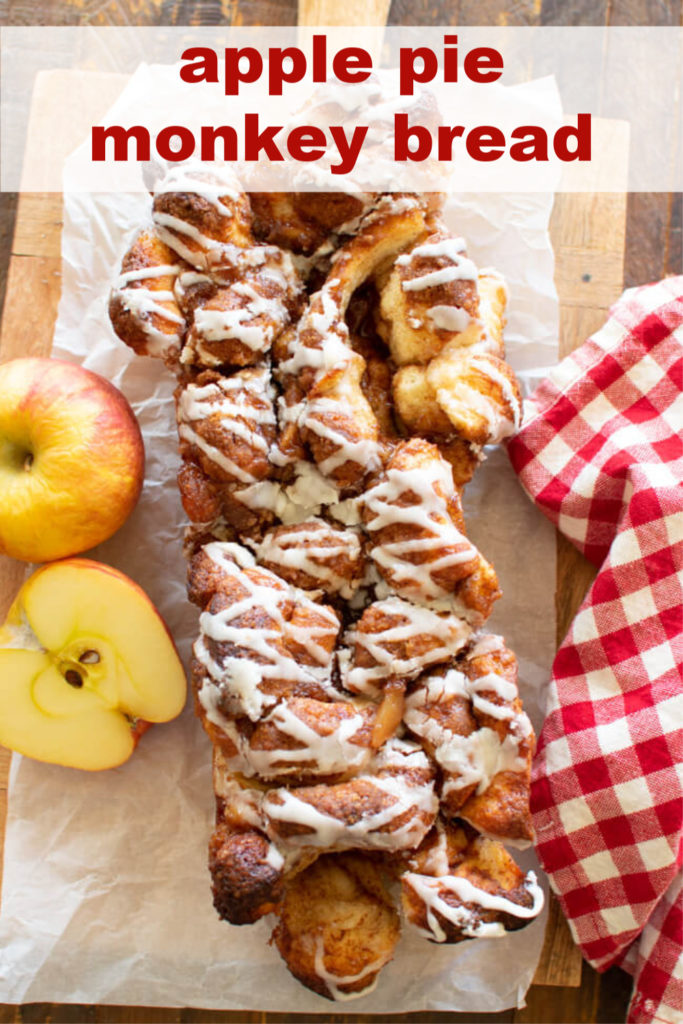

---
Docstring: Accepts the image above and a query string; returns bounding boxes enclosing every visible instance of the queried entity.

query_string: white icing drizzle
[118,288,184,325]
[247,701,372,780]
[404,870,544,943]
[404,667,528,797]
[198,677,237,733]
[175,269,213,293]
[265,843,285,871]
[235,461,340,524]
[264,738,436,851]
[417,818,452,877]
[341,597,472,695]
[467,634,506,658]
[403,264,478,291]
[439,729,527,797]
[427,305,472,333]
[467,672,518,720]
[154,161,242,211]
[361,454,477,602]
[256,518,362,599]
[153,211,224,266]
[397,237,467,264]
[177,369,275,484]
[313,936,387,1002]
[279,308,353,381]
[192,281,287,353]
[302,396,382,476]
[467,355,523,433]
[435,354,522,445]
[211,764,264,830]
[398,238,478,291]
[112,261,185,355]
[117,264,180,286]
[194,542,340,723]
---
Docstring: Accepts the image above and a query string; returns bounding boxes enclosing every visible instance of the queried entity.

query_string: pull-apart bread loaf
[109,166,542,1001]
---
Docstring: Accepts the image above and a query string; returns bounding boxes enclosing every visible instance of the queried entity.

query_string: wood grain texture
[299,0,391,24]
[625,193,683,288]
[0,196,18,319]
[10,195,62,260]
[3,0,298,25]
[608,0,681,23]
[541,0,608,24]
[531,891,583,988]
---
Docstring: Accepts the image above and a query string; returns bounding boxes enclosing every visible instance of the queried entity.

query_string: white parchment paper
[0,79,561,1015]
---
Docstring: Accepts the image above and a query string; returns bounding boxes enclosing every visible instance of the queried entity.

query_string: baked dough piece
[360,438,481,603]
[263,738,437,853]
[176,367,277,487]
[404,636,534,845]
[191,542,342,725]
[378,232,482,365]
[391,261,518,449]
[255,519,365,599]
[209,753,287,925]
[108,229,186,363]
[244,697,377,783]
[341,596,473,698]
[273,853,400,1000]
[175,367,281,535]
[276,198,430,488]
[249,191,377,255]
[401,822,543,942]
[152,164,253,269]
[180,249,302,370]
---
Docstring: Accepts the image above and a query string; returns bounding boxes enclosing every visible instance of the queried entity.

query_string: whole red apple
[0,357,144,562]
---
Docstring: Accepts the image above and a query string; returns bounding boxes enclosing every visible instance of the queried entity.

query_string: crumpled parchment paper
[0,72,562,1014]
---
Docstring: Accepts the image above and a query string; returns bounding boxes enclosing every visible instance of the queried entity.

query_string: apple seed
[78,649,100,664]
[64,669,84,688]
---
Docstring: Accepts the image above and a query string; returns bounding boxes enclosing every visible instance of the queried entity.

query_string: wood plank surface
[0,0,680,1021]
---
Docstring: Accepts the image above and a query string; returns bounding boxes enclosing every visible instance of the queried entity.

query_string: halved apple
[0,559,187,770]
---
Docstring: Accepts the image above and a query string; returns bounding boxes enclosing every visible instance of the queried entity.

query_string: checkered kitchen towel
[507,277,683,1024]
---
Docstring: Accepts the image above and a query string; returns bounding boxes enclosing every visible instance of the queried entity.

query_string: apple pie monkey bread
[109,164,543,1001]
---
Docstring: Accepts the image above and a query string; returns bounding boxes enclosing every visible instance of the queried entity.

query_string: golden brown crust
[249,191,371,254]
[209,824,284,925]
[378,230,481,367]
[401,823,539,943]
[256,520,366,597]
[360,439,480,602]
[273,854,400,1000]
[153,181,252,266]
[176,368,276,485]
[109,229,186,362]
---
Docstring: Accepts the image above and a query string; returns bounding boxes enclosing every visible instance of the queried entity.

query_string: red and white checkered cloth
[507,276,683,1024]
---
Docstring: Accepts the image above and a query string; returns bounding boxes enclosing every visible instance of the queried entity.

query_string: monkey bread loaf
[109,161,542,1002]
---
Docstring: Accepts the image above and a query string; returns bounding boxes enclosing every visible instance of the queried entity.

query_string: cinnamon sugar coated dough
[108,161,542,1002]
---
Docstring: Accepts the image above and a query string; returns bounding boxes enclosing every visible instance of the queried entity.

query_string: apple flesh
[0,357,145,562]
[0,559,187,770]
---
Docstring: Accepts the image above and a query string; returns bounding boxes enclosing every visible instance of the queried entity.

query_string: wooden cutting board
[0,66,629,1000]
